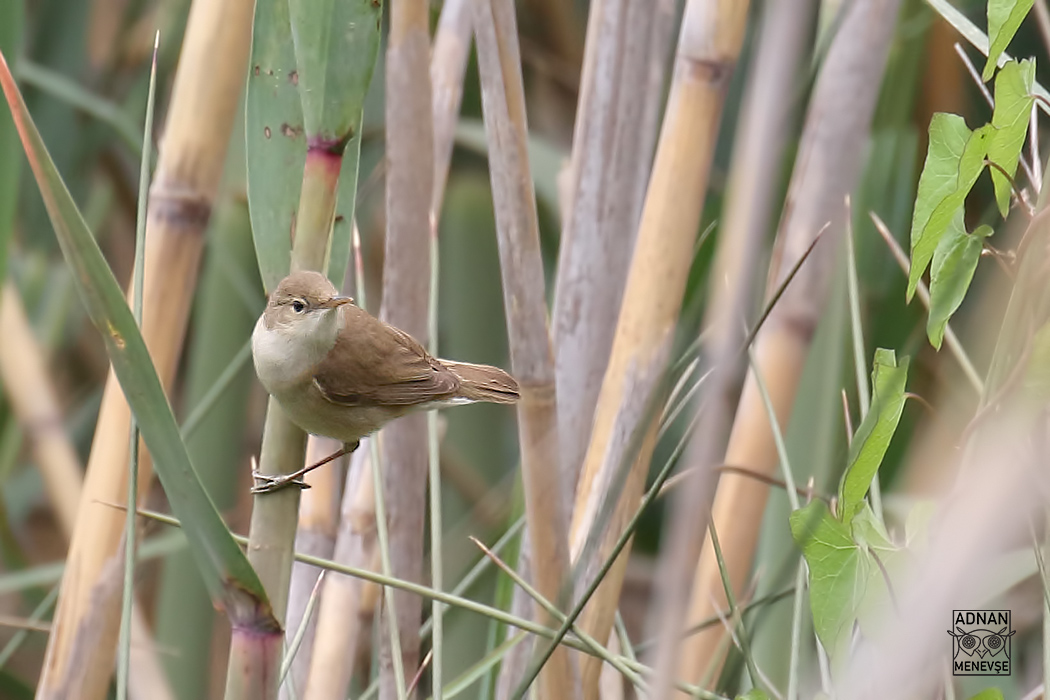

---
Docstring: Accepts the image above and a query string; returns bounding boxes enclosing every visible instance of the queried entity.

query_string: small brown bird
[251,270,519,491]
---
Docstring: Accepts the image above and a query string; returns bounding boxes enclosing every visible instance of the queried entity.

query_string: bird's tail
[443,360,520,404]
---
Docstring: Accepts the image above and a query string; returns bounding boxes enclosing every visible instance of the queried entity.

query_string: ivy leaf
[928,223,993,349]
[791,500,867,661]
[983,0,1035,81]
[908,117,989,300]
[839,349,909,525]
[988,59,1036,216]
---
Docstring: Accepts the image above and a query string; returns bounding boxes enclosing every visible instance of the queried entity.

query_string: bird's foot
[250,468,310,494]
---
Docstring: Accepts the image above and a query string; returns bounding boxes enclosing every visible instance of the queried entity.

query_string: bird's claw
[251,470,310,494]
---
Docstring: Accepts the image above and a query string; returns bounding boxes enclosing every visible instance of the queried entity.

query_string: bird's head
[263,270,354,331]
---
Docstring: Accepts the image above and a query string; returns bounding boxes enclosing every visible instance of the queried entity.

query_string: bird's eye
[292,300,306,313]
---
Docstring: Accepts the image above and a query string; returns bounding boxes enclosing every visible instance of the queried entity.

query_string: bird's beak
[321,295,353,309]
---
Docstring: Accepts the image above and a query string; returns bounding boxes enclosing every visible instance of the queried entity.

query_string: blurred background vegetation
[0,0,1046,698]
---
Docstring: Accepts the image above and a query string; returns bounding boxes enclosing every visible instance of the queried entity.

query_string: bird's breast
[251,315,318,394]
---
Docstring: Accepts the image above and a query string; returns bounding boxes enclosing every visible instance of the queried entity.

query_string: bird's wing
[313,304,460,407]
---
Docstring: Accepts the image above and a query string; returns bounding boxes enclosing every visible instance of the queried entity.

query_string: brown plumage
[312,303,519,407]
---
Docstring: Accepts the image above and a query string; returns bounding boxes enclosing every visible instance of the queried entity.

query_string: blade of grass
[707,523,762,693]
[136,504,658,666]
[14,61,143,157]
[431,633,527,700]
[372,435,408,700]
[420,516,526,640]
[514,390,697,699]
[0,32,276,669]
[179,340,253,440]
[844,205,883,523]
[280,571,326,688]
[0,531,187,596]
[0,585,58,669]
[787,561,806,700]
[470,537,648,695]
[116,33,159,700]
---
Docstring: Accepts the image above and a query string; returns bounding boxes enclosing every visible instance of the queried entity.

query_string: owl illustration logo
[948,626,1015,659]
[949,610,1014,676]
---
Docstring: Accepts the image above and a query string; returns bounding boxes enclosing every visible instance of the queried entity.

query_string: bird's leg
[251,441,360,494]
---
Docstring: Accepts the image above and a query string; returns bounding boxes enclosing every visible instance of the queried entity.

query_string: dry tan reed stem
[283,434,346,698]
[500,0,669,688]
[36,0,254,696]
[305,444,380,699]
[553,0,659,502]
[498,0,653,691]
[431,0,475,216]
[379,0,434,696]
[0,286,174,700]
[474,1,577,698]
[674,0,901,691]
[563,2,749,698]
[0,283,82,535]
[646,0,816,690]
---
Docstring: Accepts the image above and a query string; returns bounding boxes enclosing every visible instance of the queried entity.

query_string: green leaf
[0,52,274,626]
[790,500,867,660]
[968,689,1005,700]
[245,0,303,291]
[983,0,1035,81]
[907,114,971,299]
[839,349,909,525]
[912,124,991,299]
[245,0,376,292]
[989,59,1035,215]
[288,0,380,143]
[928,222,992,349]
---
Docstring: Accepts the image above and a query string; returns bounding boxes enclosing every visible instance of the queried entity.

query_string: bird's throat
[252,307,343,394]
